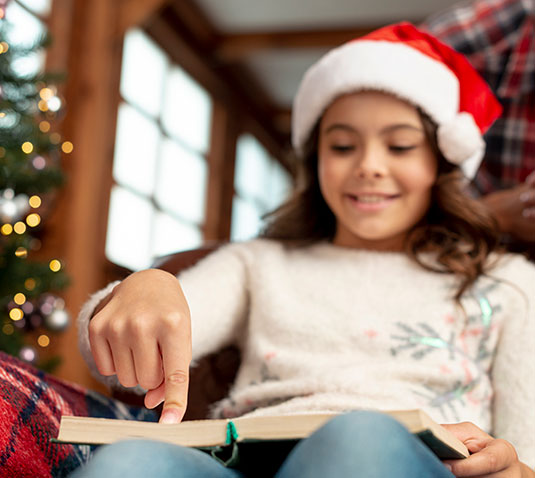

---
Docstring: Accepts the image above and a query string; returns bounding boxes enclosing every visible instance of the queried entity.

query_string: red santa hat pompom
[292,22,502,179]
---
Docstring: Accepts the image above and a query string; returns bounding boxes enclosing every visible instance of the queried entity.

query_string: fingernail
[522,207,535,218]
[160,409,181,424]
[444,463,452,473]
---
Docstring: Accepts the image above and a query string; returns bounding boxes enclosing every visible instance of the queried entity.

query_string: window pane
[113,103,160,195]
[230,196,263,242]
[153,212,202,257]
[155,138,207,224]
[17,0,51,16]
[234,134,271,205]
[105,186,153,271]
[120,29,168,118]
[161,66,212,154]
[5,2,46,76]
[267,160,292,211]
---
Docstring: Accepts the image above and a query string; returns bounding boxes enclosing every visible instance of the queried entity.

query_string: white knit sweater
[78,239,535,467]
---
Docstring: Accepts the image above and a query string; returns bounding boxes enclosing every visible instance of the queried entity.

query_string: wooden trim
[215,27,379,62]
[44,0,74,71]
[168,0,216,47]
[117,0,168,36]
[204,101,238,241]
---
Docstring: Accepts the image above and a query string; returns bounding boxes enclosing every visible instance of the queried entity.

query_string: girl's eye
[389,145,416,153]
[331,145,355,153]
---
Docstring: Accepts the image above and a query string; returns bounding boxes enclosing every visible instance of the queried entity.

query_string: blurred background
[0,0,461,392]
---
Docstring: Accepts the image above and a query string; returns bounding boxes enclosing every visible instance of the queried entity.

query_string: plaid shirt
[422,0,535,195]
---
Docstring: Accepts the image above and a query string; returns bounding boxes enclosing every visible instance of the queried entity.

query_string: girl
[72,23,534,478]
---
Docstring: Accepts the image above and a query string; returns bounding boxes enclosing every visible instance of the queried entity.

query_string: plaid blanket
[0,351,156,478]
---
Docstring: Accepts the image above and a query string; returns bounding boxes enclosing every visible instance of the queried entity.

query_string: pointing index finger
[158,332,191,424]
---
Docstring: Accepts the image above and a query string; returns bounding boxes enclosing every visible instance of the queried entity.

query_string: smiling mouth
[347,193,400,203]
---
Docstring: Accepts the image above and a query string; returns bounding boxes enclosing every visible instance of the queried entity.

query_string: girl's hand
[88,269,192,424]
[442,422,535,477]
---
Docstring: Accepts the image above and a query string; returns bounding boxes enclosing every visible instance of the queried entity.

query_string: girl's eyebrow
[324,123,357,134]
[323,123,424,135]
[380,124,424,134]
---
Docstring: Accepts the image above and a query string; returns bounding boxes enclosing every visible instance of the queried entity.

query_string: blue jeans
[70,411,456,477]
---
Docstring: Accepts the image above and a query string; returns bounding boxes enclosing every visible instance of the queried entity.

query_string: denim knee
[91,439,173,464]
[318,410,412,446]
[71,439,220,478]
[276,411,453,478]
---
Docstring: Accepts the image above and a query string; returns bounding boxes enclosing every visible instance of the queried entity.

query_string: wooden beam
[273,109,292,135]
[41,0,123,391]
[44,0,74,71]
[215,27,379,62]
[169,0,216,48]
[204,101,238,241]
[117,0,168,36]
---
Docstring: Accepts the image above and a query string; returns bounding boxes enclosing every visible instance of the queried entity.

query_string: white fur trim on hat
[437,112,485,176]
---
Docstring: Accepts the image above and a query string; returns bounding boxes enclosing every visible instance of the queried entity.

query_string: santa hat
[292,22,502,179]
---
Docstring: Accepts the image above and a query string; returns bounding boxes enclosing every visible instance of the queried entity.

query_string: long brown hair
[261,110,502,301]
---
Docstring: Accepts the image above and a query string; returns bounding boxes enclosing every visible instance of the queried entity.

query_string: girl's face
[318,91,437,251]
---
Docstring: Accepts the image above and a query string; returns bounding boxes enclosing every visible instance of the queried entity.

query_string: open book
[55,409,468,460]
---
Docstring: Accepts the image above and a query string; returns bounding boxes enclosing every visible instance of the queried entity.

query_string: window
[106,29,211,271]
[231,134,292,241]
[3,0,50,76]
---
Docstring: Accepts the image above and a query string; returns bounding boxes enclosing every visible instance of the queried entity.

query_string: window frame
[106,32,214,270]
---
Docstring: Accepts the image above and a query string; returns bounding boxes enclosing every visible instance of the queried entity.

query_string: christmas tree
[0,1,71,370]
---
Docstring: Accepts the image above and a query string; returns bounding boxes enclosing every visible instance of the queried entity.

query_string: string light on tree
[39,121,50,133]
[39,295,70,332]
[49,259,62,272]
[38,86,63,113]
[1,224,13,235]
[37,334,50,347]
[32,156,46,170]
[21,141,33,154]
[13,221,26,234]
[0,189,30,224]
[29,195,42,208]
[61,141,74,154]
[14,247,28,258]
[26,213,41,228]
[19,345,37,364]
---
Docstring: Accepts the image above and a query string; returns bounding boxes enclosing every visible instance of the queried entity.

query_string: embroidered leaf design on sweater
[389,280,501,421]
[413,380,480,422]
[390,323,455,360]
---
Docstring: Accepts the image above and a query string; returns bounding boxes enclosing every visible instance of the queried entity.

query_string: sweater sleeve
[76,243,250,390]
[491,257,535,469]
[178,242,249,362]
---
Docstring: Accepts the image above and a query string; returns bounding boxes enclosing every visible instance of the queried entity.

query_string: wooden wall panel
[44,0,124,391]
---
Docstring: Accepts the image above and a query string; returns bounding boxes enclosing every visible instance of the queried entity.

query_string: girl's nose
[353,147,387,179]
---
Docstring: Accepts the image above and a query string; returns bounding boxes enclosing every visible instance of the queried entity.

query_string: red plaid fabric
[422,0,535,195]
[0,352,156,477]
